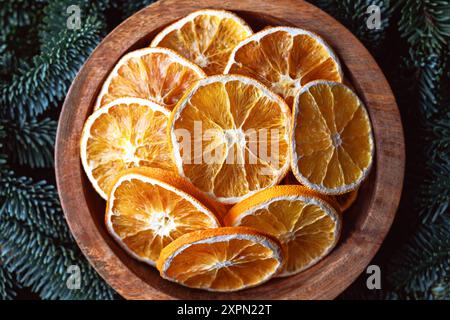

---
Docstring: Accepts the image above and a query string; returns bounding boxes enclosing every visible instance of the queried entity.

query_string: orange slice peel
[151,9,253,75]
[225,185,341,276]
[94,47,206,111]
[106,167,221,266]
[80,97,174,199]
[156,226,285,291]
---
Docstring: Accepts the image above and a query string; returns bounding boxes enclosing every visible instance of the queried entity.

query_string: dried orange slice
[80,97,174,199]
[94,47,205,111]
[291,81,374,195]
[224,185,341,276]
[150,10,253,75]
[106,167,221,266]
[334,188,359,212]
[168,75,291,204]
[291,80,374,195]
[156,227,284,291]
[225,27,342,106]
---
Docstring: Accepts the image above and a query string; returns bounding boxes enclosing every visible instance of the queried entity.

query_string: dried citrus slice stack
[77,9,377,292]
[168,74,291,204]
[80,98,175,199]
[156,227,284,291]
[225,186,341,276]
[225,26,342,106]
[151,10,253,75]
[94,47,205,110]
[106,167,221,266]
[290,81,374,195]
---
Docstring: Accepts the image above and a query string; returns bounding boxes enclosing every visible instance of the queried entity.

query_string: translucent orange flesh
[99,52,203,110]
[227,31,342,106]
[294,83,372,191]
[110,178,217,262]
[173,80,289,201]
[236,199,336,275]
[156,15,252,75]
[163,238,279,291]
[86,102,174,196]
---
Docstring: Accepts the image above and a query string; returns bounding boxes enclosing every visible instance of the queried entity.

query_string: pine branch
[0,217,115,300]
[405,49,448,116]
[0,123,6,165]
[0,263,17,300]
[0,170,73,243]
[0,170,116,299]
[398,0,450,54]
[2,118,56,168]
[0,0,45,37]
[39,0,110,44]
[419,113,450,222]
[114,0,157,18]
[387,215,450,299]
[309,0,393,52]
[0,16,104,122]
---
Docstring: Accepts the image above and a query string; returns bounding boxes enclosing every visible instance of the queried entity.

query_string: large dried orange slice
[224,185,341,276]
[106,167,221,266]
[224,27,343,106]
[156,227,284,291]
[150,10,253,75]
[168,75,291,204]
[80,97,174,199]
[94,47,205,111]
[290,81,374,195]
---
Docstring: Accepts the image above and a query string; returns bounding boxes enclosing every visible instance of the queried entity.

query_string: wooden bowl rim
[55,0,405,300]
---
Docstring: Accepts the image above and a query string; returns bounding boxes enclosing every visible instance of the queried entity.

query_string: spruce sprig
[388,215,450,299]
[0,16,103,122]
[3,118,56,168]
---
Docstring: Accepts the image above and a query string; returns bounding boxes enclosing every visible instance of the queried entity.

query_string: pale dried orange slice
[283,172,360,211]
[291,81,374,195]
[80,97,175,199]
[106,167,221,266]
[156,227,284,291]
[94,47,205,111]
[224,26,343,106]
[150,10,253,75]
[224,185,341,276]
[334,188,359,212]
[168,75,291,204]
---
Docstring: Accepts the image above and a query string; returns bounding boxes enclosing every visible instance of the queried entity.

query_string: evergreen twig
[3,118,56,168]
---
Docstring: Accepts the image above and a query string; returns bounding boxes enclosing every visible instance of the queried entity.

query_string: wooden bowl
[55,0,405,299]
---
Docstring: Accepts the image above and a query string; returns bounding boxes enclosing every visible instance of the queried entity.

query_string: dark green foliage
[310,0,393,52]
[419,113,450,222]
[0,0,115,300]
[3,118,56,168]
[39,0,110,43]
[114,0,157,18]
[398,0,450,54]
[0,124,6,165]
[411,51,447,116]
[0,170,116,299]
[0,264,16,300]
[0,0,449,300]
[0,170,72,242]
[0,217,115,299]
[0,17,104,122]
[388,215,450,299]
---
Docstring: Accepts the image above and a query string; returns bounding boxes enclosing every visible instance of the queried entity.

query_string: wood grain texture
[55,0,405,300]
